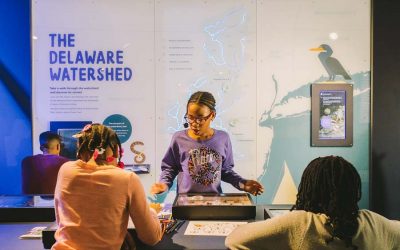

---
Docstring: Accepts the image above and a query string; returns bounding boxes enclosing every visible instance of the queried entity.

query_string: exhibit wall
[2,0,370,208]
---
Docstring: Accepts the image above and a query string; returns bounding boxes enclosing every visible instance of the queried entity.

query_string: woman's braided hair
[187,91,216,111]
[76,123,122,165]
[293,156,361,249]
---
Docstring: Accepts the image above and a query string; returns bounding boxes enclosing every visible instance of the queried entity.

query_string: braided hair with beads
[75,123,123,166]
[292,156,361,249]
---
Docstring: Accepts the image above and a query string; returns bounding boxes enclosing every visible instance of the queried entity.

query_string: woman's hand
[150,182,168,195]
[243,180,264,196]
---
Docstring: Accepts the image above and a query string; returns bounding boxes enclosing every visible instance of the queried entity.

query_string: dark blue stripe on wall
[0,0,32,194]
[0,61,31,119]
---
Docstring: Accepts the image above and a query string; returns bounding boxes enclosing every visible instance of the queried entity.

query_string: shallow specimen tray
[172,193,256,220]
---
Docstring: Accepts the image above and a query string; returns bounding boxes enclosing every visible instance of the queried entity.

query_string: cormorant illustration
[310,44,351,81]
[257,72,370,205]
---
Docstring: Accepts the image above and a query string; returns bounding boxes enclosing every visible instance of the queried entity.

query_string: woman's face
[186,103,215,135]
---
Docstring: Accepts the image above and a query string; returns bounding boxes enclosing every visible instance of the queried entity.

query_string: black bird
[310,44,351,81]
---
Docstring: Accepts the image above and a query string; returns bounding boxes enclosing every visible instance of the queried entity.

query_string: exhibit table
[0,205,291,250]
[0,222,54,250]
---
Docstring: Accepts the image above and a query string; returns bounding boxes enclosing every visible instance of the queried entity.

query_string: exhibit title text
[48,33,133,82]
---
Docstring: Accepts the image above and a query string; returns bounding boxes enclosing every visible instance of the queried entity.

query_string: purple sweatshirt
[159,129,246,193]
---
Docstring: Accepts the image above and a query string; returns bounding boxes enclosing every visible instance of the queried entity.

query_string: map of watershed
[166,7,250,134]
[158,2,370,207]
[159,6,255,203]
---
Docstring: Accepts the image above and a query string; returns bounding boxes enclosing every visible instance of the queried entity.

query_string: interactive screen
[311,84,353,147]
[319,90,346,140]
[50,121,91,160]
[57,128,81,160]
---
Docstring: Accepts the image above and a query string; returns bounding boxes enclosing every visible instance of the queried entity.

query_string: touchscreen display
[319,90,346,140]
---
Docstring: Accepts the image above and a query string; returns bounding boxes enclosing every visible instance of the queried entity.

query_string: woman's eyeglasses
[184,113,213,124]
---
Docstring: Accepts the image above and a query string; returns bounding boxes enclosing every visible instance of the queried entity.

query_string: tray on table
[172,193,256,220]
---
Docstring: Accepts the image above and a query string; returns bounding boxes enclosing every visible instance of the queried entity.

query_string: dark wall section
[0,0,32,194]
[372,0,400,219]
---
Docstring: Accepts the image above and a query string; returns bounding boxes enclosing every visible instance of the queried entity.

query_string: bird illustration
[310,44,351,81]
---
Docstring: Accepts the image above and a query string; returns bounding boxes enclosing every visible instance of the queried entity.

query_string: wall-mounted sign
[311,83,353,147]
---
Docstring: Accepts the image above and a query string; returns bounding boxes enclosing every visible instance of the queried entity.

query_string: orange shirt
[52,160,162,250]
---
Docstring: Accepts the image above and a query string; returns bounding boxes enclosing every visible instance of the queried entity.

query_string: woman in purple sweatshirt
[151,91,263,195]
